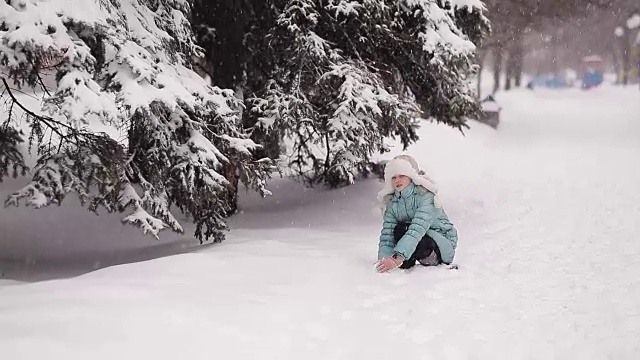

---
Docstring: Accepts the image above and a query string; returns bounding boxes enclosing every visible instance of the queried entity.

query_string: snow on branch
[399,0,479,60]
[326,1,364,18]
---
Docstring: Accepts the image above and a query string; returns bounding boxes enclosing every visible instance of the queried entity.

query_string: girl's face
[392,175,412,191]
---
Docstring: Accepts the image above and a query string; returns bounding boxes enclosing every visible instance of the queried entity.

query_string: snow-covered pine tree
[0,0,270,242]
[239,0,489,187]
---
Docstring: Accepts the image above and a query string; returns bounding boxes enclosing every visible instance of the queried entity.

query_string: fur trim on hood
[376,156,442,208]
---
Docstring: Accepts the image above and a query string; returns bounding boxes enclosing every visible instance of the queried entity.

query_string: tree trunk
[503,39,523,91]
[551,34,560,77]
[610,41,622,84]
[492,46,503,94]
[511,38,524,88]
[514,61,523,87]
[505,69,512,90]
[192,0,248,212]
[621,31,630,86]
[477,61,484,98]
[505,45,513,91]
[476,49,487,98]
[211,0,246,89]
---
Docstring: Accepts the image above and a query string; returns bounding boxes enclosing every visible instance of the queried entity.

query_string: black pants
[393,222,443,269]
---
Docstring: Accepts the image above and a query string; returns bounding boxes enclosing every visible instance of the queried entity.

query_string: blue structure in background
[526,55,606,90]
[580,55,604,89]
[527,75,570,89]
[581,70,604,89]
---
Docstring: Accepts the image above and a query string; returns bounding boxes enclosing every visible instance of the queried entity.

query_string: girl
[375,155,458,273]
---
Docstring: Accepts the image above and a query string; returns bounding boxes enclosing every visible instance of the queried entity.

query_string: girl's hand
[376,255,404,273]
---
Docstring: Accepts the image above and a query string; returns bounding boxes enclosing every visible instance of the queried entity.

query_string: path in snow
[1,86,640,359]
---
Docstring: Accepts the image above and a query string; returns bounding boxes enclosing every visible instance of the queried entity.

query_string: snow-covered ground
[1,85,640,359]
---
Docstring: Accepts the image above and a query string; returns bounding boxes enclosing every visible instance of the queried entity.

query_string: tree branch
[1,77,73,138]
[36,71,52,97]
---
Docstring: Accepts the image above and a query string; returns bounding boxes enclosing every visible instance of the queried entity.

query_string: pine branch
[35,71,52,97]
[1,78,72,139]
[0,124,28,182]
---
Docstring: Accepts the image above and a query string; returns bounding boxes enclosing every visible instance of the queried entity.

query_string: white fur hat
[376,155,442,208]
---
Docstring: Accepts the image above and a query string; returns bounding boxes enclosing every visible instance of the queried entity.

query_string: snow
[220,135,259,156]
[450,0,485,11]
[54,70,120,126]
[481,100,500,112]
[181,128,227,168]
[0,280,22,286]
[109,41,232,116]
[328,1,362,17]
[324,63,384,130]
[2,85,640,358]
[627,14,640,30]
[582,55,603,63]
[307,31,329,57]
[119,0,173,49]
[411,1,477,57]
[399,0,485,61]
[0,0,109,67]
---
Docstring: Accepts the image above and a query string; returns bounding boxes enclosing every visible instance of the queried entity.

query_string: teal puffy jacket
[378,182,458,264]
